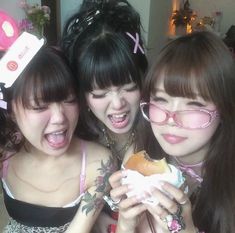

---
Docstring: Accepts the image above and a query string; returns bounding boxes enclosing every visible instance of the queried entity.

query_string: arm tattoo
[81,156,116,215]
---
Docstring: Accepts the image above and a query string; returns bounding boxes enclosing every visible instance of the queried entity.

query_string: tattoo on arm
[81,156,116,215]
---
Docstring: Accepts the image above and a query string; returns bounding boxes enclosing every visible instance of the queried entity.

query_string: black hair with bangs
[9,46,78,108]
[61,0,148,140]
[0,46,78,156]
[78,31,142,92]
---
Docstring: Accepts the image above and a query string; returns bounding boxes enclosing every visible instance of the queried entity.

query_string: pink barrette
[126,32,145,54]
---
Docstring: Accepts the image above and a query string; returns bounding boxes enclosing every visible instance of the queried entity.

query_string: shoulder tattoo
[81,155,116,215]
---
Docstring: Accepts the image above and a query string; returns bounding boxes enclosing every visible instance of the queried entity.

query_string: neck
[172,143,209,166]
[174,156,204,167]
[106,129,132,144]
[102,127,135,162]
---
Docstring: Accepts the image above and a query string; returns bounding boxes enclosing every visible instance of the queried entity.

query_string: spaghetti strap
[79,140,86,195]
[1,152,12,178]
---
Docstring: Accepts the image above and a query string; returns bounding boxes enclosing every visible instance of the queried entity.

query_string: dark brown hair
[0,46,78,158]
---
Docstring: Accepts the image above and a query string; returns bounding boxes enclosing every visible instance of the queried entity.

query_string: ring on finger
[179,199,188,205]
[164,203,186,233]
[103,195,121,212]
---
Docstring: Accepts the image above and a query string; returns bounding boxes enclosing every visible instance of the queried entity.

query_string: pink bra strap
[79,140,86,195]
[0,151,13,178]
[1,159,9,178]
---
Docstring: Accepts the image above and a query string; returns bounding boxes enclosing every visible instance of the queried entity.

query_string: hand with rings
[144,182,197,233]
[108,170,147,232]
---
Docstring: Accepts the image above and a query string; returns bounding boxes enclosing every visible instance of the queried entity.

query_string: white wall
[190,0,235,35]
[126,0,171,59]
[60,0,82,31]
[1,0,234,49]
[0,0,40,21]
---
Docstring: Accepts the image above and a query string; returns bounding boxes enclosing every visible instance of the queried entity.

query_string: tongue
[47,133,65,144]
[111,115,126,123]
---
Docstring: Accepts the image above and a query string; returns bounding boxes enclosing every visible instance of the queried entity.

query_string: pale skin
[109,80,220,233]
[2,96,115,233]
[86,83,141,232]
[110,171,196,233]
[86,82,141,135]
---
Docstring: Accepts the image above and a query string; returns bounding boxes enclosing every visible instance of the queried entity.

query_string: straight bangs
[146,32,234,106]
[152,57,212,101]
[78,33,141,91]
[11,47,77,108]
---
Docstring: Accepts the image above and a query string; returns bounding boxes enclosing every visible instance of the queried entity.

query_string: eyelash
[91,93,106,99]
[151,96,167,102]
[64,98,77,103]
[152,96,206,107]
[91,85,138,98]
[31,105,48,111]
[187,101,205,107]
[125,85,138,92]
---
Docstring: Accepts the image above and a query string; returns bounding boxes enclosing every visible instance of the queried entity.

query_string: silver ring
[103,195,121,212]
[179,199,187,205]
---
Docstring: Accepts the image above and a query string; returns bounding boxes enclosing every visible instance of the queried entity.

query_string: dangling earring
[87,107,91,112]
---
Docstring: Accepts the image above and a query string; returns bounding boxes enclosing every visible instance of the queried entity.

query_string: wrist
[116,219,136,233]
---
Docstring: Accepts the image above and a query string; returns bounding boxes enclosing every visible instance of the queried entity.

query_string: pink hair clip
[126,32,145,54]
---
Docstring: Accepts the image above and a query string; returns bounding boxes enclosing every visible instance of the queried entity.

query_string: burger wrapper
[121,164,187,206]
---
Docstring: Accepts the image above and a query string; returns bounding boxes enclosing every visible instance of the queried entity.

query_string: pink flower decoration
[0,11,19,51]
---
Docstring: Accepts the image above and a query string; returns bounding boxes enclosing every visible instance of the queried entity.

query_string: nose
[166,111,178,127]
[110,93,126,110]
[50,103,66,124]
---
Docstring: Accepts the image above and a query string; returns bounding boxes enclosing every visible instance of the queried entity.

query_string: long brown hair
[142,31,235,233]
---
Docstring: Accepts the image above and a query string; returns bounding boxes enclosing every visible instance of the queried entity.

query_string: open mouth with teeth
[108,112,130,128]
[45,130,68,148]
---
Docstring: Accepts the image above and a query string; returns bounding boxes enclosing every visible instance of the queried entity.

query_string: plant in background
[171,0,196,27]
[19,0,50,37]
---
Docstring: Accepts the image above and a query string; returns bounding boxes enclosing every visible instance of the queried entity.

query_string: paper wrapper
[121,164,187,206]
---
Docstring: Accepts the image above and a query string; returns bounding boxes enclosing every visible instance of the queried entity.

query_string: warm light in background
[169,0,179,35]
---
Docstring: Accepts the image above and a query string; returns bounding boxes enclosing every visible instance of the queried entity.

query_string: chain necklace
[102,127,135,163]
